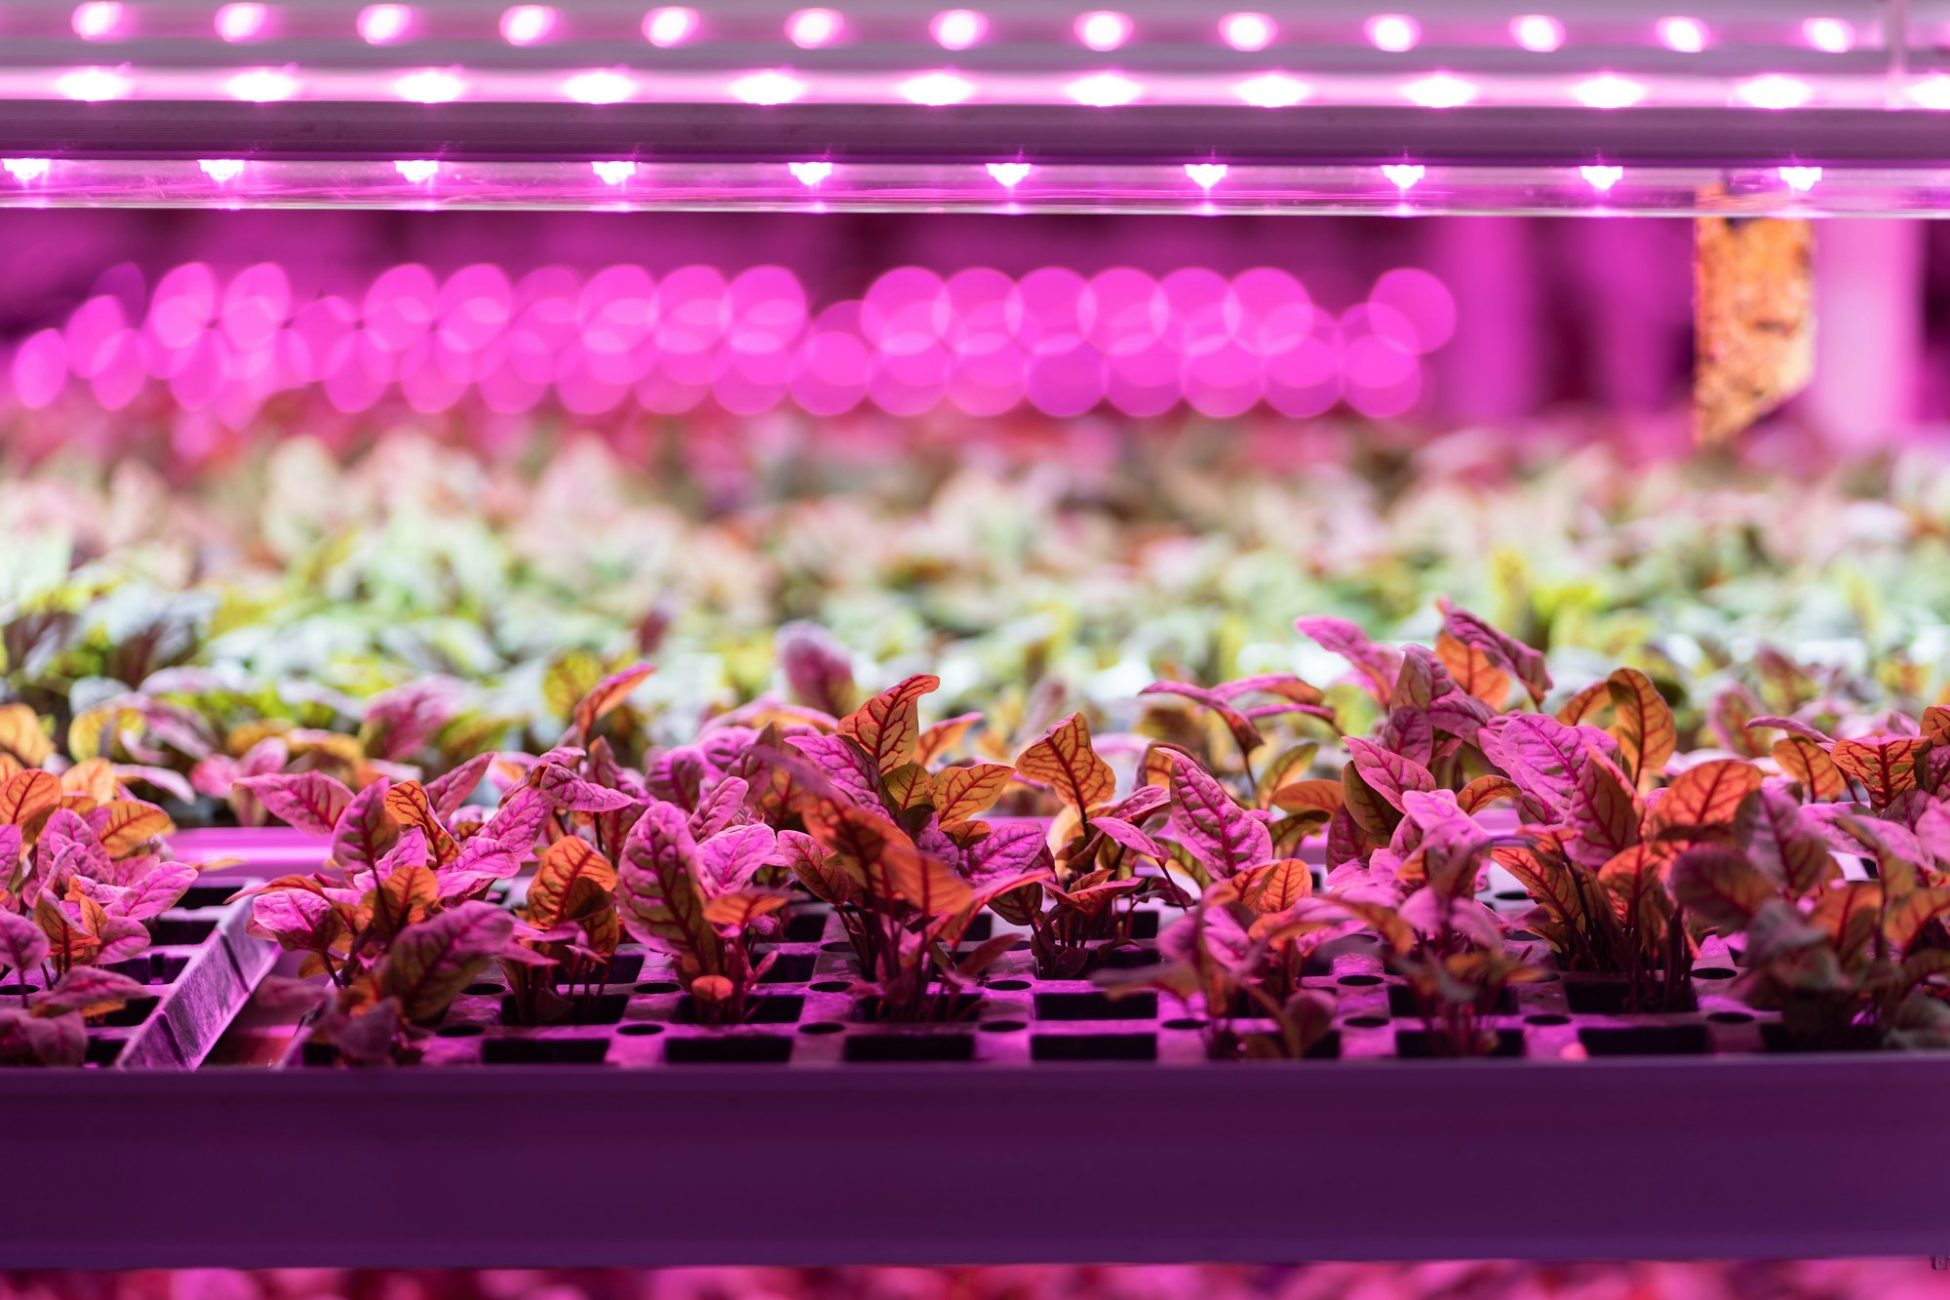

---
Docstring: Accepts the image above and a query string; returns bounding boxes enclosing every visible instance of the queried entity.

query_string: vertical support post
[1806,221,1923,453]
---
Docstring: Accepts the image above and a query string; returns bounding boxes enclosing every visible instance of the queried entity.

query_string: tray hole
[1388,986,1516,1017]
[95,996,157,1028]
[503,994,629,1026]
[665,1035,792,1064]
[436,1023,485,1038]
[759,953,817,984]
[1336,974,1383,987]
[800,1021,845,1035]
[84,1038,123,1067]
[1562,977,1697,1015]
[1032,1032,1157,1062]
[961,914,994,942]
[1493,889,1529,903]
[300,1041,341,1067]
[634,981,681,995]
[1394,1028,1524,1059]
[1102,944,1160,970]
[1759,1022,1881,1053]
[1578,1024,1711,1056]
[1342,1015,1389,1029]
[979,1019,1027,1034]
[843,1034,975,1063]
[463,982,502,996]
[1525,1013,1572,1027]
[481,1037,610,1065]
[1162,1017,1206,1031]
[1127,911,1161,940]
[1035,991,1155,1021]
[1706,1010,1755,1025]
[1693,966,1737,981]
[809,980,852,994]
[856,993,983,1023]
[148,918,217,946]
[820,941,856,954]
[784,912,828,943]
[174,885,236,911]
[618,1023,664,1036]
[678,994,804,1025]
[988,979,1031,991]
[0,983,40,997]
[554,952,643,985]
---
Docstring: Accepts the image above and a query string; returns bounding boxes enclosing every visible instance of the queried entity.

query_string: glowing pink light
[500,5,556,45]
[1403,73,1475,108]
[1235,72,1307,108]
[1572,74,1645,109]
[1220,12,1275,51]
[1738,74,1812,110]
[564,70,635,104]
[395,159,440,183]
[931,9,986,50]
[1802,17,1853,53]
[1075,10,1132,51]
[2,159,51,183]
[730,71,805,104]
[215,3,269,41]
[358,3,413,43]
[986,161,1031,187]
[1779,165,1821,192]
[591,160,638,184]
[1656,16,1708,53]
[226,68,298,102]
[1067,71,1141,107]
[198,159,245,183]
[56,68,131,101]
[1185,162,1227,190]
[1909,74,1950,109]
[1579,164,1622,192]
[395,68,464,103]
[898,71,974,106]
[788,160,834,186]
[1365,14,1419,52]
[1510,14,1563,52]
[1381,163,1424,189]
[786,8,843,48]
[644,7,699,46]
[71,2,123,40]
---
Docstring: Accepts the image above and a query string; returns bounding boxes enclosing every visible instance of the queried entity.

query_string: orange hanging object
[1694,215,1815,444]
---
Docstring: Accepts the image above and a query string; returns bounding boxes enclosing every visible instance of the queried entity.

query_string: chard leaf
[526,836,616,928]
[838,674,939,775]
[332,779,398,875]
[1166,752,1272,879]
[381,902,515,1022]
[236,773,353,837]
[1654,760,1764,834]
[1606,668,1676,790]
[1016,714,1116,816]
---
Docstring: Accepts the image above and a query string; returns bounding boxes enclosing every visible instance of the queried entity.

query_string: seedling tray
[74,878,279,1069]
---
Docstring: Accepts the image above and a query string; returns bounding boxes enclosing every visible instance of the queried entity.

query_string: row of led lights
[51,2,1877,57]
[0,157,1839,194]
[11,61,1948,108]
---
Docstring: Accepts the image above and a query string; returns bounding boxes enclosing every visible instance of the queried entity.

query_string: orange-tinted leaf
[1656,760,1763,832]
[933,762,1014,827]
[369,863,438,942]
[0,705,53,768]
[838,674,940,775]
[1830,737,1928,805]
[1735,785,1836,899]
[1670,844,1773,928]
[59,759,118,804]
[526,836,617,929]
[1271,778,1344,815]
[571,663,656,738]
[1883,885,1950,953]
[1773,737,1847,801]
[1563,749,1642,870]
[1606,668,1676,790]
[883,763,935,812]
[803,801,971,916]
[1244,858,1313,913]
[702,889,790,931]
[916,712,983,767]
[382,781,460,865]
[1554,680,1611,726]
[87,800,175,857]
[1016,713,1116,815]
[1436,633,1511,708]
[382,903,515,1022]
[1811,882,1882,960]
[1457,775,1522,815]
[1439,602,1552,704]
[1924,706,1950,746]
[0,770,60,831]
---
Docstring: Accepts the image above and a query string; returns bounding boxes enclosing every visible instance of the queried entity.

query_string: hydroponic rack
[0,0,1948,212]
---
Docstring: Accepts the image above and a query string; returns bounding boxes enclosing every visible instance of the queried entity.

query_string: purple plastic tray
[0,1056,1944,1268]
[104,877,279,1069]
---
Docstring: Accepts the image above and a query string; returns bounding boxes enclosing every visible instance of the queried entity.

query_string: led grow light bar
[0,0,1945,213]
